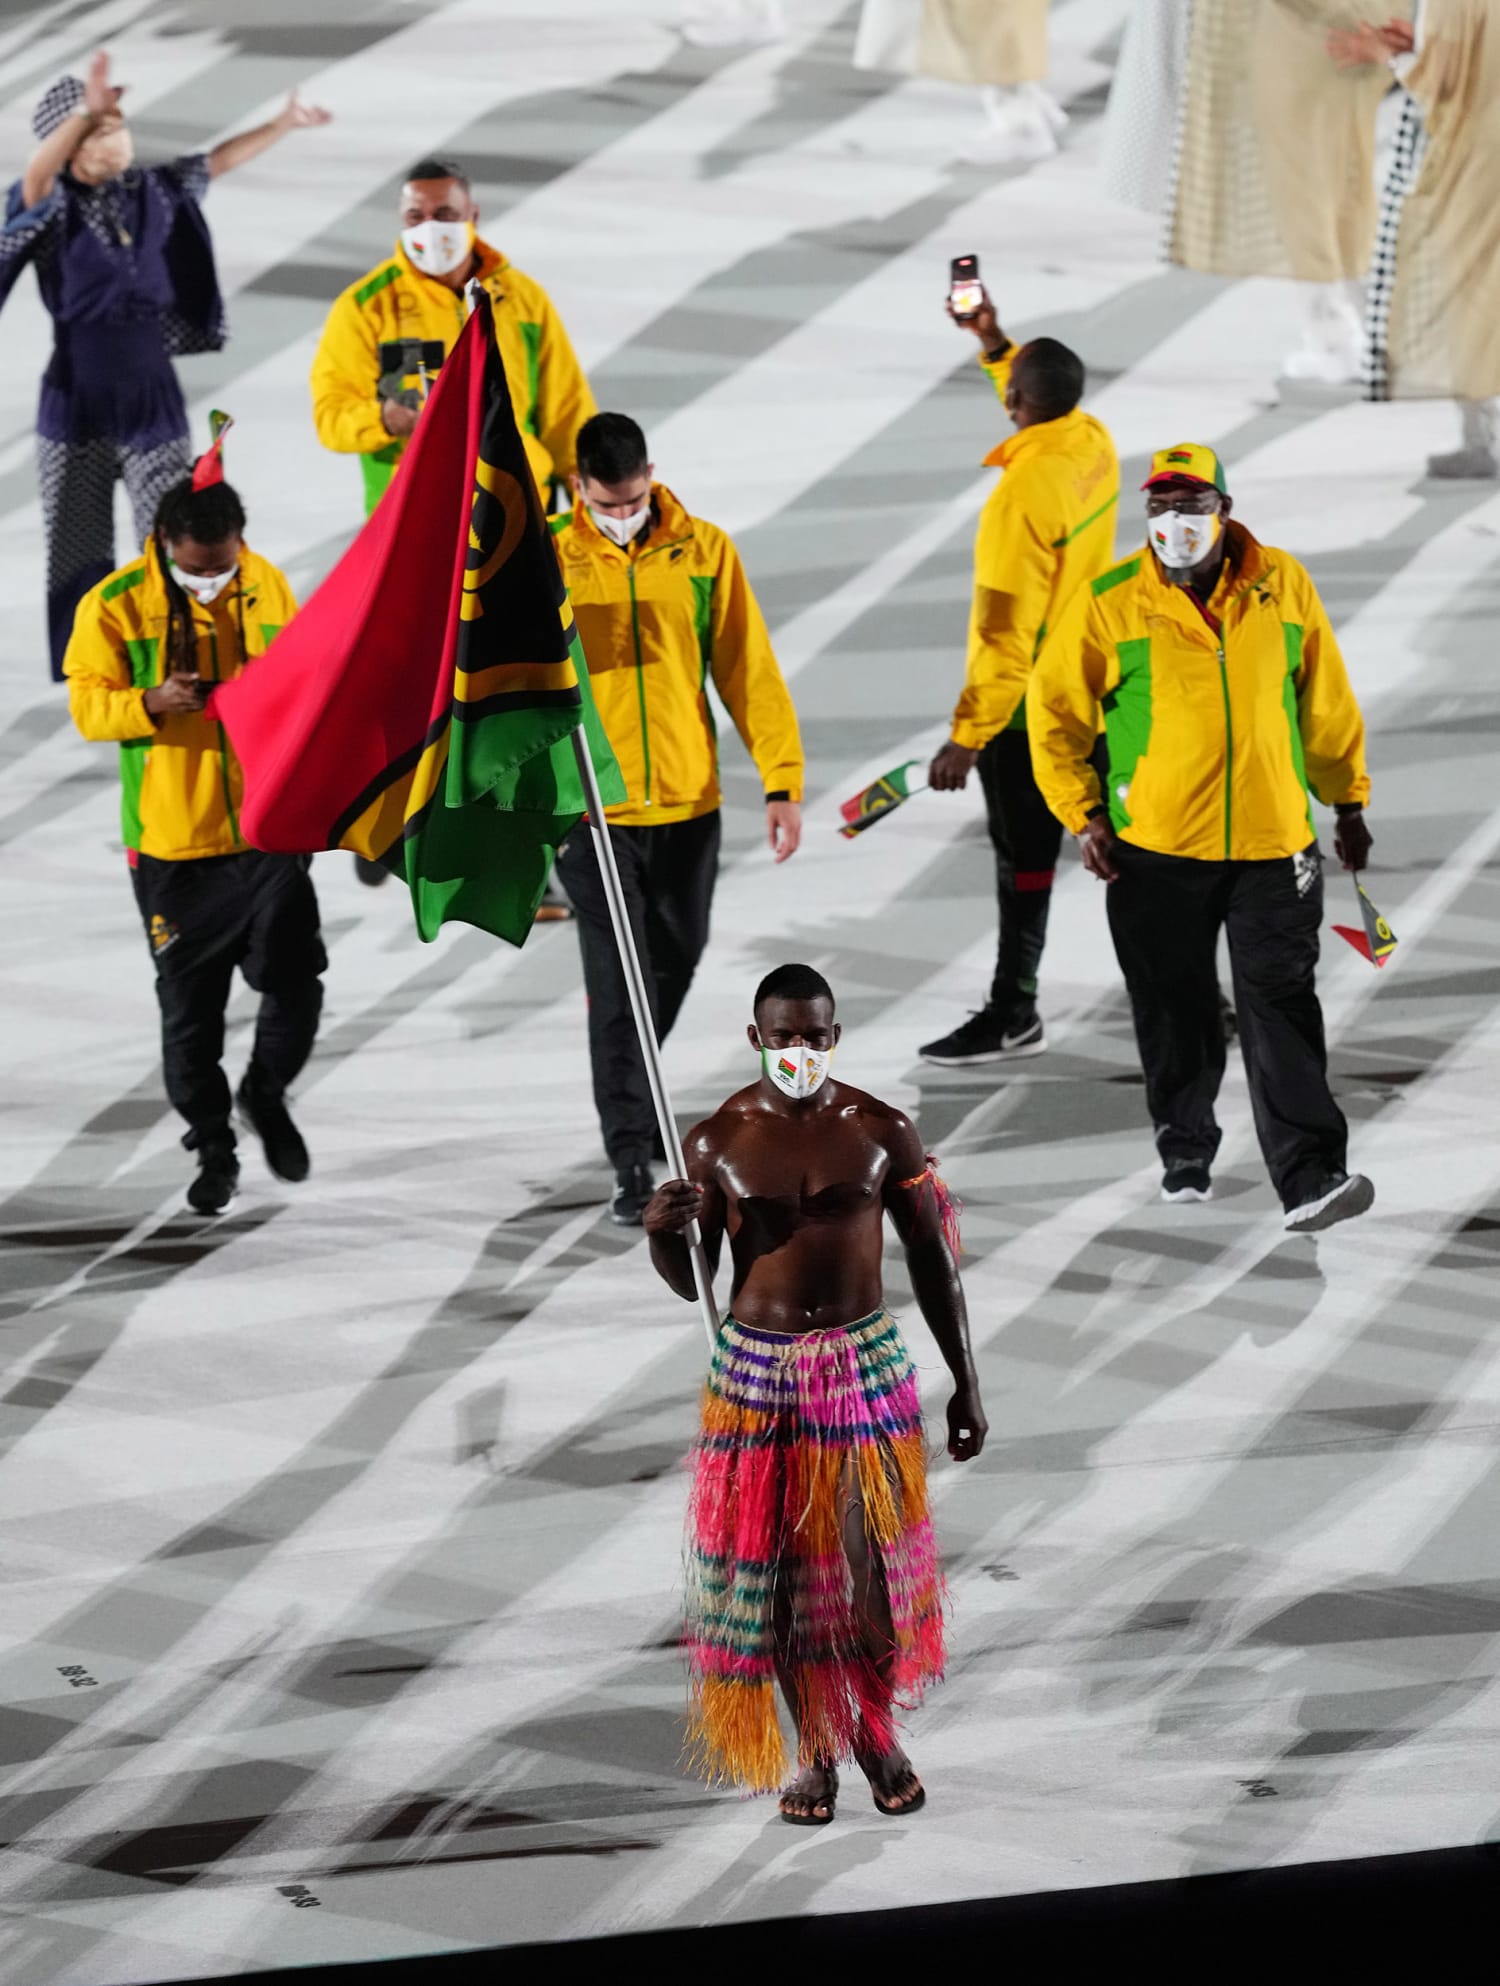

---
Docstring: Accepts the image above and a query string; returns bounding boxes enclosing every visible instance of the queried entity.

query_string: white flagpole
[567,726,721,1357]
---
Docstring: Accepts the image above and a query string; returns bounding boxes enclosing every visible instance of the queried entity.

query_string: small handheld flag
[838,760,925,838]
[191,409,233,490]
[1333,879,1398,968]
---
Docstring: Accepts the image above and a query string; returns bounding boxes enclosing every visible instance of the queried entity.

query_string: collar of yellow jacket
[391,233,510,291]
[1139,519,1278,616]
[568,481,695,556]
[983,405,1091,470]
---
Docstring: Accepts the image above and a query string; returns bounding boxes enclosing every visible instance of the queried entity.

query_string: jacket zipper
[627,561,652,804]
[1215,639,1233,860]
[206,616,243,848]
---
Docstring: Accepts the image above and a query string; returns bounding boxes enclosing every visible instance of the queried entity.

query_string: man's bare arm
[881,1109,987,1459]
[643,1120,726,1302]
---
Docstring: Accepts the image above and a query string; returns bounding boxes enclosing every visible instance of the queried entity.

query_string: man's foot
[1161,1159,1213,1204]
[354,855,389,888]
[919,1009,1045,1067]
[856,1744,925,1817]
[185,1138,239,1216]
[1425,447,1499,481]
[1284,1170,1374,1234]
[236,1075,310,1184]
[609,1162,654,1227]
[778,1762,837,1827]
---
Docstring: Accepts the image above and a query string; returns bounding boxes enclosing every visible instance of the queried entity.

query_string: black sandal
[779,1766,838,1826]
[870,1776,925,1817]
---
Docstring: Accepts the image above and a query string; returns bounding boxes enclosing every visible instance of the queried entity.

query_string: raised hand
[947,281,1003,350]
[277,88,333,133]
[84,50,124,119]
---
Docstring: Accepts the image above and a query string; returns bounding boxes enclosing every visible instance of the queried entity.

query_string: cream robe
[1383,0,1500,400]
[1170,0,1408,283]
[855,0,1048,86]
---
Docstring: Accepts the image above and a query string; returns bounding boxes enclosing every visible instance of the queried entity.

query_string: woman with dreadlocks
[2,49,329,678]
[63,422,325,1217]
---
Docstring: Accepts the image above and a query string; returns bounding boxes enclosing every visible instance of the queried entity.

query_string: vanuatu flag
[210,291,622,944]
[838,760,925,838]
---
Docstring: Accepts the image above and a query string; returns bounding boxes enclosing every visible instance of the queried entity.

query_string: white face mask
[401,218,474,277]
[760,1043,833,1101]
[588,503,651,548]
[168,560,238,605]
[1150,508,1221,569]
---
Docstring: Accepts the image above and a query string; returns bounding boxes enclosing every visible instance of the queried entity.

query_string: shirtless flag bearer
[645,964,987,1825]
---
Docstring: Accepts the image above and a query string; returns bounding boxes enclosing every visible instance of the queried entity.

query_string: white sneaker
[1284,1172,1374,1234]
[961,108,1058,167]
[1282,287,1363,385]
[1282,343,1360,386]
[1426,446,1499,481]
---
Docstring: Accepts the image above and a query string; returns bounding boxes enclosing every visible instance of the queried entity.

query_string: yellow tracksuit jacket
[950,349,1120,750]
[1026,521,1370,862]
[310,236,596,514]
[553,485,803,828]
[64,542,297,861]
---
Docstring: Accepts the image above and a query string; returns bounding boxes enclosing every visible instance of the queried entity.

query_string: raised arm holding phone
[919,264,1120,1070]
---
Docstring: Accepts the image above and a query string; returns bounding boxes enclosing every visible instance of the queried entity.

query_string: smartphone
[949,253,983,321]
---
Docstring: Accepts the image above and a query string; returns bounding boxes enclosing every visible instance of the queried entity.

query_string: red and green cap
[1141,442,1228,494]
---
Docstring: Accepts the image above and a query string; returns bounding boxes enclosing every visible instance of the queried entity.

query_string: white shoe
[961,108,1058,167]
[1284,1172,1374,1234]
[1426,447,1499,480]
[1282,287,1363,386]
[1282,343,1360,386]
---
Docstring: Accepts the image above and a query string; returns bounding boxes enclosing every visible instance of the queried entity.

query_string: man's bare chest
[718,1119,888,1229]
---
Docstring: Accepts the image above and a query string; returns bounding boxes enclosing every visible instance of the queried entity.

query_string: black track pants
[554,811,721,1168]
[132,850,326,1145]
[1105,840,1347,1210]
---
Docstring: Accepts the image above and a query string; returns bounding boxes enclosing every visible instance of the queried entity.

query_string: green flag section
[211,291,623,947]
[1332,878,1399,969]
[838,759,925,838]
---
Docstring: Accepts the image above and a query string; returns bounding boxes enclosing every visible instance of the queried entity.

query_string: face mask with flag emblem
[401,218,474,277]
[761,1043,832,1100]
[1150,508,1220,568]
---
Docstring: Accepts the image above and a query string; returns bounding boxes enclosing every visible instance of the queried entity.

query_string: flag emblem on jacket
[210,292,623,946]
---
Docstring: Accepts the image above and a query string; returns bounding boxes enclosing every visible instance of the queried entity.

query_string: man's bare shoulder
[826,1083,924,1155]
[683,1085,763,1158]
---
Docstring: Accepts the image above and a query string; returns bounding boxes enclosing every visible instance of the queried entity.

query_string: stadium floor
[2,3,1499,1979]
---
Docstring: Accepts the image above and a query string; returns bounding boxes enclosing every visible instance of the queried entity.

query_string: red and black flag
[211,291,622,944]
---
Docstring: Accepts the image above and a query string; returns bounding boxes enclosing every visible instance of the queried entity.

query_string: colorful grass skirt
[684,1309,944,1791]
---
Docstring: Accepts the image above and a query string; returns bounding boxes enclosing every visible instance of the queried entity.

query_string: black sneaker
[1161,1159,1213,1203]
[610,1162,655,1227]
[186,1138,239,1216]
[236,1075,311,1184]
[1284,1170,1374,1234]
[354,855,389,888]
[919,1009,1046,1067]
